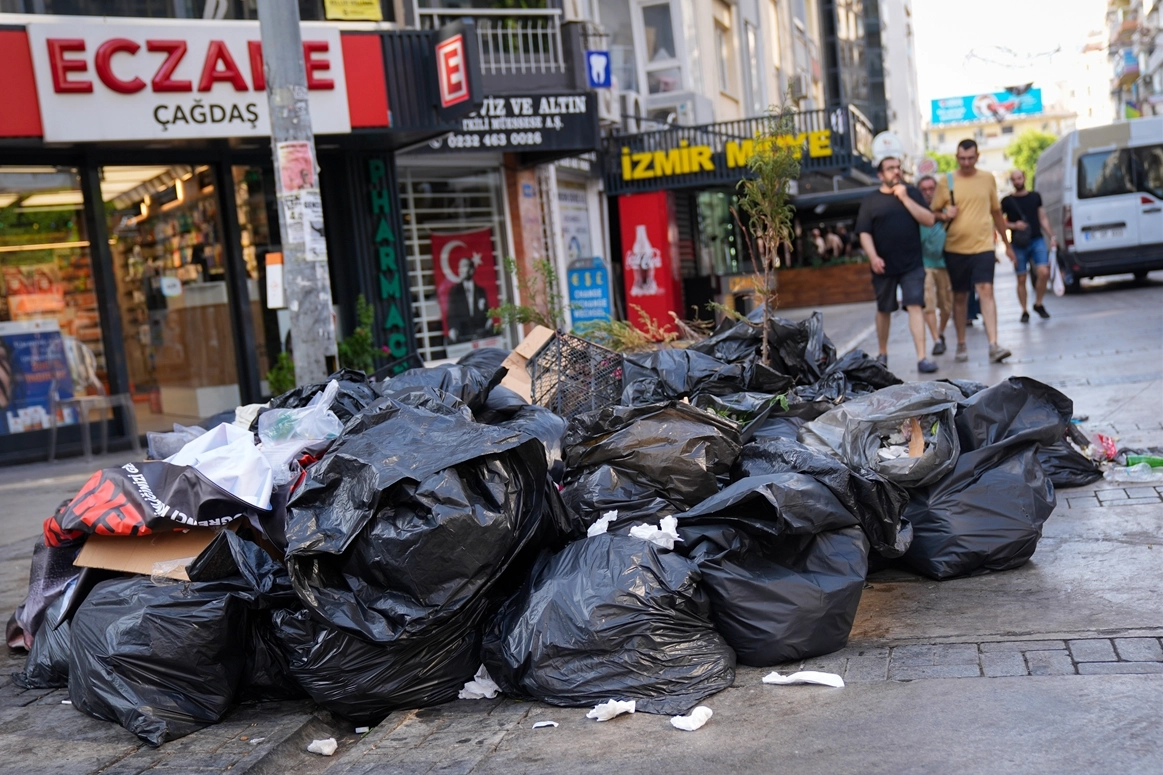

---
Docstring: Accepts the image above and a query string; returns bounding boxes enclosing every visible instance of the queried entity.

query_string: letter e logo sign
[436,34,468,108]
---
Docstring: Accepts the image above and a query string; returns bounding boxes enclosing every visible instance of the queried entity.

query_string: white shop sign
[26,18,351,143]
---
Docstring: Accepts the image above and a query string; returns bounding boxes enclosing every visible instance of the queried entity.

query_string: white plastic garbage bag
[166,423,273,509]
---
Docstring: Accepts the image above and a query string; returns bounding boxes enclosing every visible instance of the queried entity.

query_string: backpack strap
[946,171,955,206]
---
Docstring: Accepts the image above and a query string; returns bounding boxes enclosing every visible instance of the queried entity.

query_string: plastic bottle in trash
[1125,455,1163,468]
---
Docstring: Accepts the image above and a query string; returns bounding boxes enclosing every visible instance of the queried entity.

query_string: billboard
[930,88,1043,125]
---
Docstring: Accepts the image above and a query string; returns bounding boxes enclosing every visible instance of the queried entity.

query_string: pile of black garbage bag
[8,310,1100,746]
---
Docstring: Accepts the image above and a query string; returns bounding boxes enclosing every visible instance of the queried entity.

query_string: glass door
[103,165,240,433]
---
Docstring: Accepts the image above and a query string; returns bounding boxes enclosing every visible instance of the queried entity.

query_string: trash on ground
[354,727,369,734]
[586,699,637,721]
[532,721,559,729]
[307,738,338,756]
[762,671,845,688]
[248,737,266,745]
[458,665,501,700]
[670,706,713,731]
[1103,462,1163,482]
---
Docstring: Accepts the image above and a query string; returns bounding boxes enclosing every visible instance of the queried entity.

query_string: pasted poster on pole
[301,190,328,261]
[277,141,316,192]
[430,229,501,355]
[0,319,75,435]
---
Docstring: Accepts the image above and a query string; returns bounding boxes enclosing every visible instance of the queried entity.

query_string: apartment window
[1001,125,1014,134]
[713,0,736,96]
[639,2,683,94]
[599,0,639,93]
[938,132,945,143]
[746,22,762,114]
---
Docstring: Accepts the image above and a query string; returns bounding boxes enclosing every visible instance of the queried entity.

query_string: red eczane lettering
[46,38,92,93]
[146,39,192,92]
[198,39,248,91]
[95,38,145,94]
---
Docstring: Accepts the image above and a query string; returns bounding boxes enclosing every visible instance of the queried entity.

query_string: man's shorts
[872,264,925,313]
[924,267,953,317]
[1013,237,1049,274]
[944,251,996,293]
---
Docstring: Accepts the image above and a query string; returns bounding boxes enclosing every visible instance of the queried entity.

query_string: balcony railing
[417,8,566,76]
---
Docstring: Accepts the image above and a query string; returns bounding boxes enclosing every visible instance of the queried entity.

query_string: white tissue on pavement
[458,664,501,700]
[628,515,682,550]
[586,510,618,537]
[532,721,559,729]
[586,699,636,721]
[354,726,369,734]
[307,738,338,756]
[762,670,845,688]
[670,706,713,731]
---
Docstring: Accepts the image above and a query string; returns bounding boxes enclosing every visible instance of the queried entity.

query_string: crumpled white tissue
[586,699,636,721]
[587,510,618,537]
[762,670,845,688]
[458,665,501,700]
[670,706,713,731]
[307,738,338,756]
[532,721,559,729]
[629,515,682,550]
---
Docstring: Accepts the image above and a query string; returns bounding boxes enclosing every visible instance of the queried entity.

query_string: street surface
[1,269,1160,775]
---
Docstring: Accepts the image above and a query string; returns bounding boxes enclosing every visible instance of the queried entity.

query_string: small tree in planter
[734,95,802,364]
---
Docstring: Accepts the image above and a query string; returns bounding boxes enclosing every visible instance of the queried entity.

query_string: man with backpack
[1001,169,1055,322]
[856,156,940,373]
[929,139,1015,363]
[917,175,951,356]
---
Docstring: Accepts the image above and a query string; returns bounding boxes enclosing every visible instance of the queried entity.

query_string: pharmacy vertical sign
[367,156,416,373]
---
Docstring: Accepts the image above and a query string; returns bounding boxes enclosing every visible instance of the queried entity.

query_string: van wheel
[1133,270,1149,282]
[1065,276,1083,294]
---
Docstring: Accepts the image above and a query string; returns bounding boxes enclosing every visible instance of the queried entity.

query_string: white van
[1035,116,1163,291]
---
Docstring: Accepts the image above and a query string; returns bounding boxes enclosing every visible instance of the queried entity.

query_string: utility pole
[257,0,337,386]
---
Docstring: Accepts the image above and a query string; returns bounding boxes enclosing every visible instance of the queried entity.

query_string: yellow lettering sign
[618,130,831,181]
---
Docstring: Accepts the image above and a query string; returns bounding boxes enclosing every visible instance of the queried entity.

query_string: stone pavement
[0,271,1160,774]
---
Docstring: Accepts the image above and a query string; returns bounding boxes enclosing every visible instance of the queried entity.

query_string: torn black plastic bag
[793,349,902,403]
[902,377,1069,579]
[560,402,741,526]
[270,607,480,723]
[800,382,964,488]
[676,474,868,666]
[1037,438,1102,489]
[736,437,911,557]
[284,395,554,648]
[67,576,254,747]
[13,584,74,689]
[482,533,735,715]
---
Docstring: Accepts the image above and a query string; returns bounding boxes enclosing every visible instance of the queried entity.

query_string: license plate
[1083,227,1125,241]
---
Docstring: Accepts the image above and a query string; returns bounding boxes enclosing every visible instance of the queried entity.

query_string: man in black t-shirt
[1001,169,1055,322]
[856,156,940,373]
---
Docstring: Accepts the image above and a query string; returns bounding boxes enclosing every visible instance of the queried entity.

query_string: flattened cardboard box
[75,528,223,581]
[499,325,555,402]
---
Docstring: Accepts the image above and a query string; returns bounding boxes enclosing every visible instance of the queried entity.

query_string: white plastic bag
[166,422,274,509]
[258,380,344,444]
[1049,247,1065,297]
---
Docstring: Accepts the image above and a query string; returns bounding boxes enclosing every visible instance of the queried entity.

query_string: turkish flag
[430,228,500,343]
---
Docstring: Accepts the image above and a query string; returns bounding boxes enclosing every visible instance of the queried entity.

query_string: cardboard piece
[498,325,555,402]
[74,529,223,581]
[908,418,925,458]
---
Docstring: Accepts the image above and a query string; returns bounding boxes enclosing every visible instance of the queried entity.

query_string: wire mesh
[528,333,624,421]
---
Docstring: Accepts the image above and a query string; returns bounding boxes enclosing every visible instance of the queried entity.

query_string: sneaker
[955,343,969,362]
[932,335,946,356]
[875,353,888,367]
[1020,311,1030,323]
[989,343,1012,363]
[917,358,939,374]
[1034,304,1050,319]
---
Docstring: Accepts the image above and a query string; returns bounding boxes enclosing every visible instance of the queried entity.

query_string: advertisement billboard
[930,88,1043,125]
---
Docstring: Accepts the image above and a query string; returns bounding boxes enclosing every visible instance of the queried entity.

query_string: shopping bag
[1049,247,1065,297]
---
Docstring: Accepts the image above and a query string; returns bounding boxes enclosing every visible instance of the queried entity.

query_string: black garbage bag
[735,437,911,557]
[477,384,529,421]
[270,608,480,723]
[747,398,834,442]
[691,311,836,385]
[794,349,903,403]
[483,533,735,715]
[800,382,964,488]
[13,586,74,689]
[381,363,495,413]
[282,394,557,715]
[457,347,509,379]
[692,392,786,425]
[902,377,1068,579]
[621,349,790,405]
[7,500,82,649]
[494,404,569,481]
[675,474,868,666]
[68,576,253,747]
[261,369,380,426]
[1037,438,1102,489]
[560,402,741,526]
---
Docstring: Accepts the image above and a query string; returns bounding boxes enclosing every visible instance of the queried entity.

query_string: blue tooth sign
[566,257,612,324]
[585,51,612,89]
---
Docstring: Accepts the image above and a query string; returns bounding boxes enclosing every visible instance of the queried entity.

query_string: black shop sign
[430,93,598,154]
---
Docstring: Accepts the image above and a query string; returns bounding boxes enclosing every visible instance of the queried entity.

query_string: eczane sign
[26,18,351,142]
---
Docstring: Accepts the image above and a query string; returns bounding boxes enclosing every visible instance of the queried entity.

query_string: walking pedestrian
[1002,169,1055,322]
[917,175,952,355]
[929,139,1015,363]
[855,156,939,373]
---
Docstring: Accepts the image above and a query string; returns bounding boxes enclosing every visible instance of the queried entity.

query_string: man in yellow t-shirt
[930,139,1015,363]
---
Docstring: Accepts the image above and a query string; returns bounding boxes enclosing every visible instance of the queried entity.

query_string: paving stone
[981,651,1028,677]
[1025,650,1076,676]
[844,655,889,682]
[1076,661,1163,675]
[1123,487,1162,499]
[1112,637,1163,662]
[1068,639,1118,662]
[1066,498,1098,509]
[1094,489,1128,500]
[888,662,981,681]
[979,640,1066,653]
[1121,497,1163,506]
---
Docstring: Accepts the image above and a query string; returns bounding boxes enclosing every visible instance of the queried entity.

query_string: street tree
[1006,129,1057,186]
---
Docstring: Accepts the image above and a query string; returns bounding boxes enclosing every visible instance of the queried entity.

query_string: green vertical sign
[367,158,412,373]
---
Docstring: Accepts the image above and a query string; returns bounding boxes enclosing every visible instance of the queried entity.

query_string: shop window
[103,164,241,432]
[0,166,104,436]
[232,165,280,393]
[397,166,511,363]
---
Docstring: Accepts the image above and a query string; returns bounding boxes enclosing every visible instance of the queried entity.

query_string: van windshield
[1077,149,1134,199]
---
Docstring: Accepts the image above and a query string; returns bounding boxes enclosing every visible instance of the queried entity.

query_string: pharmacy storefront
[0,16,441,463]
